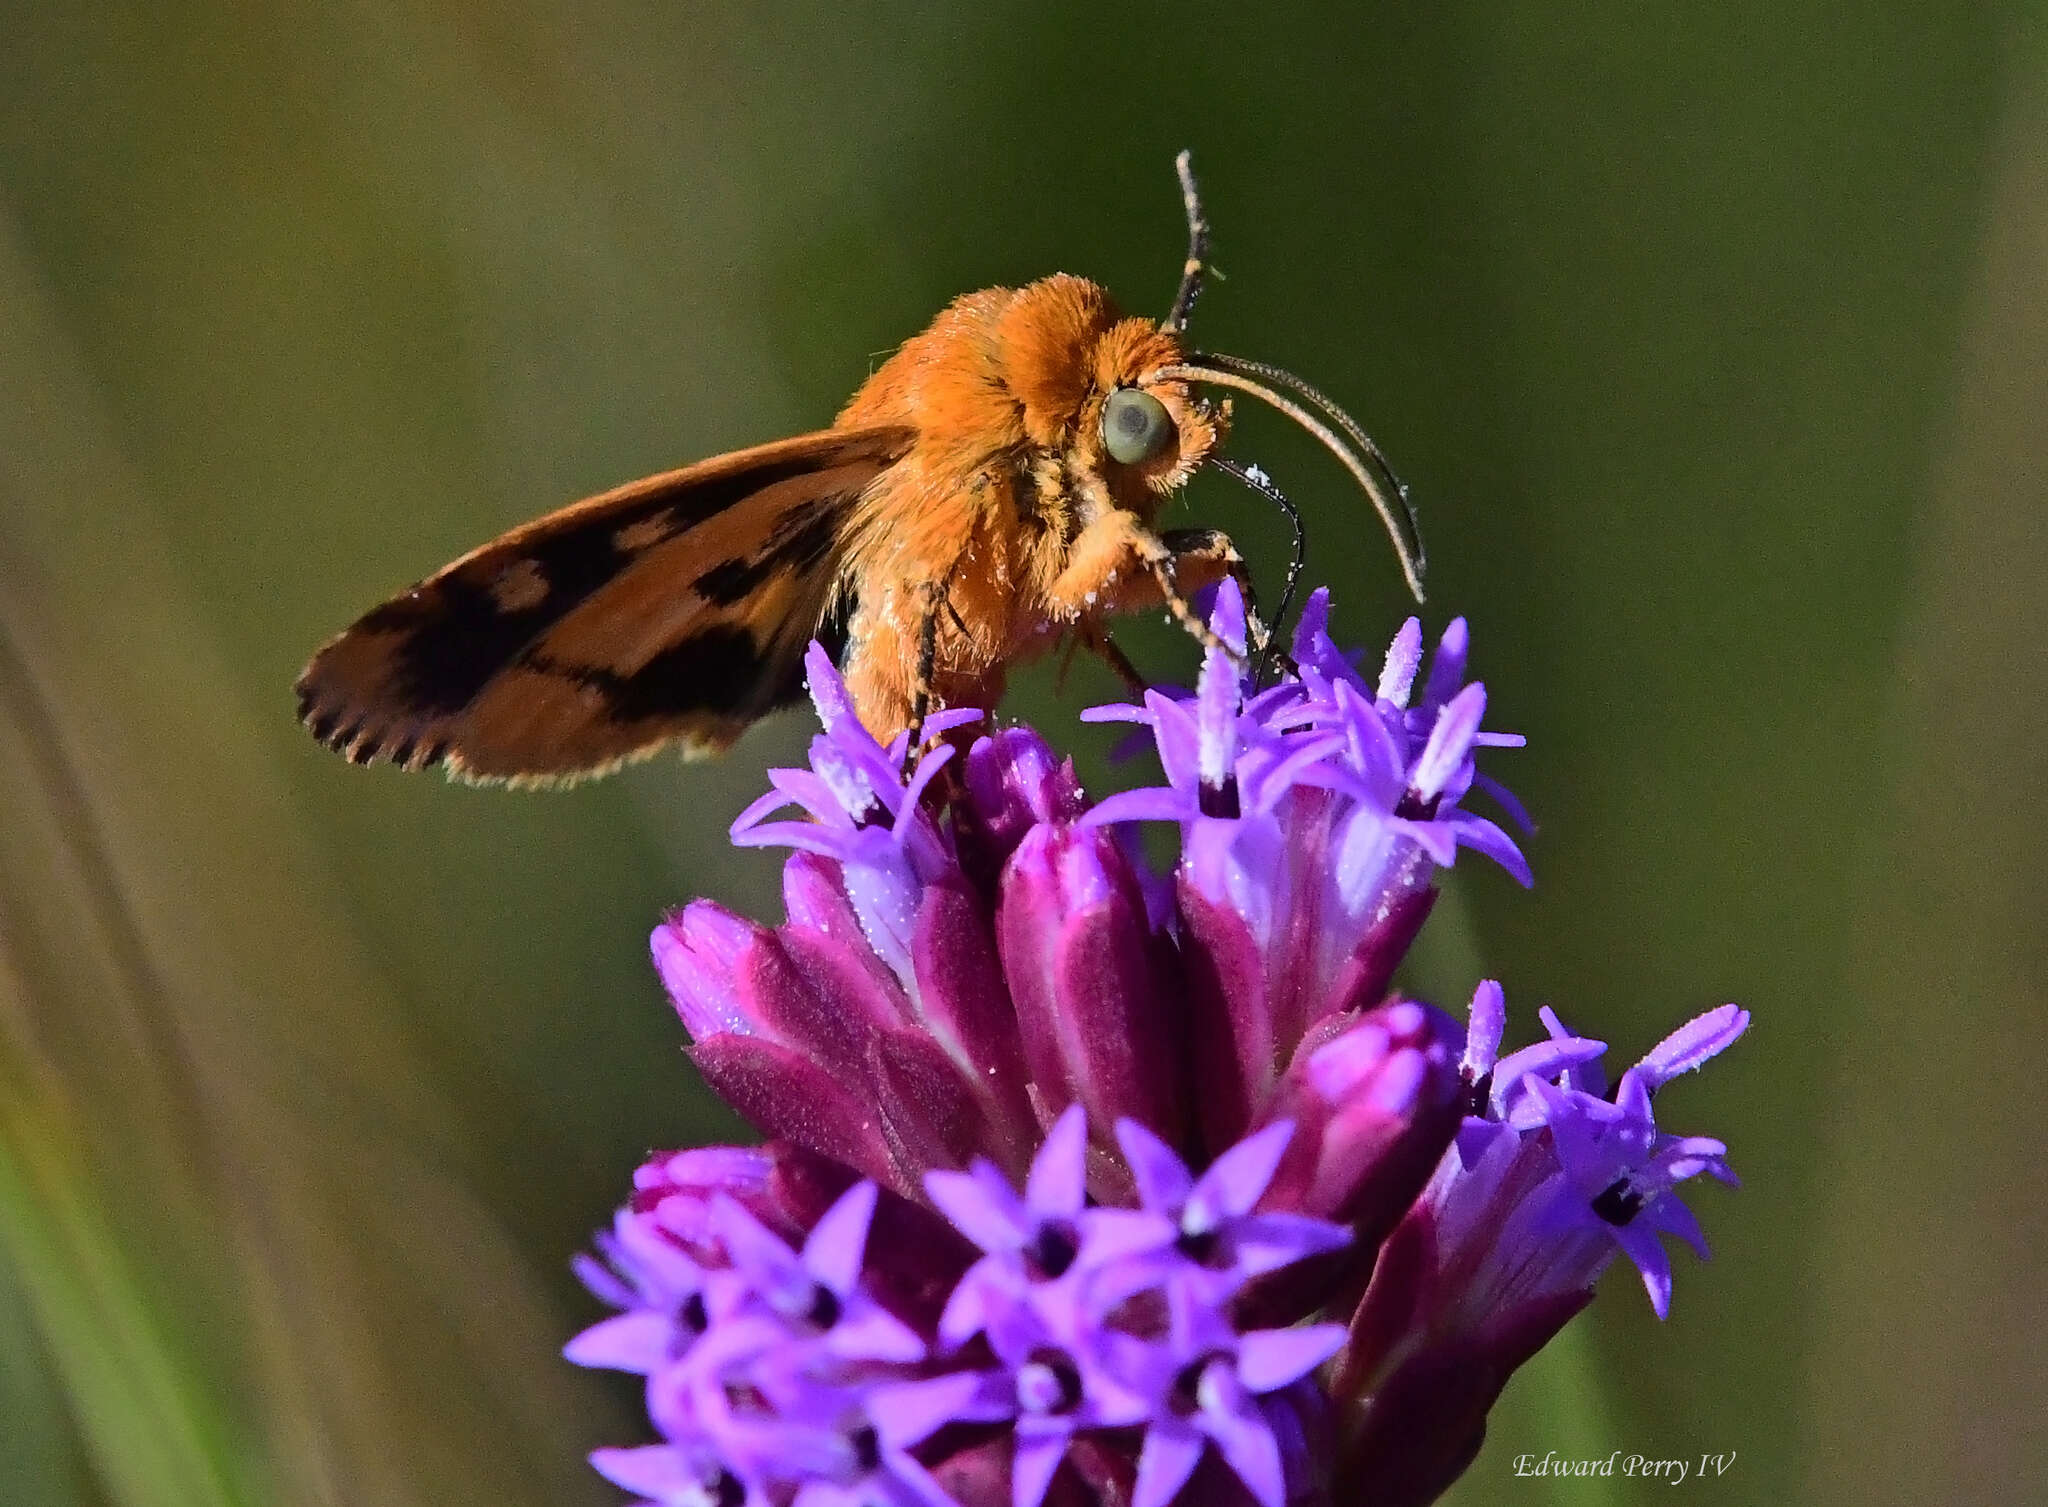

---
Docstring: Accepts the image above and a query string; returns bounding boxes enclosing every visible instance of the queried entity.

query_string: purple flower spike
[576,607,1754,1507]
[1086,590,1528,1151]
[1334,984,1747,1503]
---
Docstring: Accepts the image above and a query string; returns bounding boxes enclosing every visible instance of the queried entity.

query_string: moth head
[997,275,1225,500]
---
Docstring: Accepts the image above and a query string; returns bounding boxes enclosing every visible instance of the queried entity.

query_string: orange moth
[296,155,1423,785]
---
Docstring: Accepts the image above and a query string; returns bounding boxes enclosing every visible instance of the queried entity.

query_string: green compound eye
[1101,387,1174,465]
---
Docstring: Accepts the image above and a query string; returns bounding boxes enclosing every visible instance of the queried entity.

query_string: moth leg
[1081,626,1150,696]
[906,554,982,756]
[906,580,944,754]
[1147,550,1232,657]
[1156,527,1277,657]
[1046,511,1249,661]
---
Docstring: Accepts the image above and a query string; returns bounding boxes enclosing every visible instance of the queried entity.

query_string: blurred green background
[3,3,2043,1504]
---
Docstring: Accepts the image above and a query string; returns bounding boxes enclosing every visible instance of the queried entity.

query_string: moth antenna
[1161,150,1211,334]
[1204,454,1306,667]
[1191,351,1425,585]
[1155,358,1427,603]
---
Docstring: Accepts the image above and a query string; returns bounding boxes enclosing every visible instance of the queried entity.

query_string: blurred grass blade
[0,1089,255,1507]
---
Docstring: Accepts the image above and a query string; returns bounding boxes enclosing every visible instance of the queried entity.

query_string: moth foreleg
[1154,527,1275,657]
[906,576,947,754]
[1081,626,1150,696]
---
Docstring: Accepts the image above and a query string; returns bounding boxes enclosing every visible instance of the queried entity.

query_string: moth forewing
[294,426,913,784]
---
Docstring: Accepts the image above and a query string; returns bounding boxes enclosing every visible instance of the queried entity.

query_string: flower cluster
[570,585,1747,1507]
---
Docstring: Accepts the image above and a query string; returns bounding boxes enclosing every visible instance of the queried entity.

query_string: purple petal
[1079,786,1197,829]
[1614,1221,1675,1318]
[1188,1120,1294,1226]
[1025,1105,1089,1217]
[1461,980,1505,1080]
[711,1195,805,1296]
[869,1373,988,1450]
[572,1252,638,1310]
[1411,683,1486,801]
[805,642,860,732]
[1376,618,1424,706]
[1492,1036,1608,1104]
[1235,1325,1347,1392]
[591,1445,709,1499]
[1223,1212,1351,1277]
[1115,1119,1195,1213]
[1649,1194,1712,1261]
[1210,577,1249,654]
[1011,1424,1072,1507]
[828,1305,927,1365]
[1419,617,1470,707]
[802,1182,878,1294]
[925,1162,1030,1254]
[1079,1206,1178,1267]
[1443,810,1531,886]
[1133,1425,1206,1507]
[1472,770,1535,835]
[1635,1004,1750,1090]
[900,738,960,815]
[1205,1401,1285,1507]
[563,1311,673,1373]
[1288,588,1330,663]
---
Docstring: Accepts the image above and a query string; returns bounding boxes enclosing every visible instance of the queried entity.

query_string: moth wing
[295,426,913,784]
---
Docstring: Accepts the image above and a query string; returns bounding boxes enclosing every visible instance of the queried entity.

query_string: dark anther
[805,1284,844,1330]
[696,1474,745,1506]
[1461,1068,1494,1118]
[679,1290,709,1335]
[1198,777,1242,819]
[1394,790,1441,822]
[848,1425,882,1472]
[1176,1226,1222,1268]
[1592,1178,1645,1226]
[1026,1219,1080,1279]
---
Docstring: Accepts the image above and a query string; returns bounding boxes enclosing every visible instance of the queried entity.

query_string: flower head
[576,585,1752,1507]
[1085,583,1529,1150]
[1331,986,1746,1506]
[920,1109,1354,1507]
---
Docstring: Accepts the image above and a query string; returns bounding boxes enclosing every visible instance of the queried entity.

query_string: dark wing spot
[533,625,770,725]
[692,495,854,608]
[695,557,766,607]
[356,442,893,720]
[390,526,637,716]
[763,496,850,575]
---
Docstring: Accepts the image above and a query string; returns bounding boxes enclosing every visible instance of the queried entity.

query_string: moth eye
[1102,388,1174,465]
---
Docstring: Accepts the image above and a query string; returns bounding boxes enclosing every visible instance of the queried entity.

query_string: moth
[296,154,1423,785]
